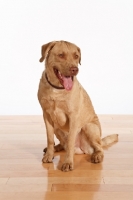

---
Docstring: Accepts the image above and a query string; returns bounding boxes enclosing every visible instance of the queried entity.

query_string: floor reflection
[42,151,102,200]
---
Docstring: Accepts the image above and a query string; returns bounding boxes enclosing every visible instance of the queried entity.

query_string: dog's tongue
[62,76,73,91]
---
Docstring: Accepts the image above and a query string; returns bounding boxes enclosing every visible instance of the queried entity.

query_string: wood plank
[48,170,133,178]
[0,191,133,200]
[52,184,133,192]
[6,177,103,185]
[0,184,52,192]
[104,177,133,184]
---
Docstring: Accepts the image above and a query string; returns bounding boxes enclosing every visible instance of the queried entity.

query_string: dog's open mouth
[54,68,73,91]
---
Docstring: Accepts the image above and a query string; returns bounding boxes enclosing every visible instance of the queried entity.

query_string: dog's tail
[101,134,118,147]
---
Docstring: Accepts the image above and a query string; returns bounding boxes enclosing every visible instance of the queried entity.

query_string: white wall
[0,0,133,115]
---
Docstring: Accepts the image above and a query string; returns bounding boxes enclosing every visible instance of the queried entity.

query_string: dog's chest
[42,99,68,127]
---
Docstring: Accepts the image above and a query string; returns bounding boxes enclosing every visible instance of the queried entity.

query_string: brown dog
[38,40,118,172]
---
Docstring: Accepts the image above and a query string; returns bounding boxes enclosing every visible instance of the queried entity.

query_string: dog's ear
[77,47,81,65]
[39,41,56,62]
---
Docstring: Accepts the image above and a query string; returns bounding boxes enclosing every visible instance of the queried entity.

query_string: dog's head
[39,41,81,91]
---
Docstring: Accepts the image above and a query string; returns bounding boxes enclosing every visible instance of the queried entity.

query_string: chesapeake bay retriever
[38,40,118,172]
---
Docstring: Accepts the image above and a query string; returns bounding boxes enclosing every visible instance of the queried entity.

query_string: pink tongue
[62,76,73,91]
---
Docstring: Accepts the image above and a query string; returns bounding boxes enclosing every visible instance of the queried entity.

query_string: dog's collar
[45,73,64,90]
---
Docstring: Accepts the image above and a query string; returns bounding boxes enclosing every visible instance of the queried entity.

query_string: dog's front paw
[91,151,104,163]
[42,153,54,163]
[61,162,73,172]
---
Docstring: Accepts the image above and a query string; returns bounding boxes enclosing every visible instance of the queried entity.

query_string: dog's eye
[75,55,79,59]
[58,54,64,58]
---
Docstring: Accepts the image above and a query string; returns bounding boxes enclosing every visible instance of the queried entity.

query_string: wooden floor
[0,115,133,200]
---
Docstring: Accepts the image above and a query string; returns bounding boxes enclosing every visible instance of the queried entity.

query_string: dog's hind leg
[82,122,104,163]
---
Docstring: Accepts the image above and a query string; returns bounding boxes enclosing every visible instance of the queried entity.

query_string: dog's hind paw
[91,151,104,163]
[54,144,64,152]
[43,147,47,153]
[43,143,64,153]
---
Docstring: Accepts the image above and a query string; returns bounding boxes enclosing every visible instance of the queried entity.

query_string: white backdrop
[0,0,133,115]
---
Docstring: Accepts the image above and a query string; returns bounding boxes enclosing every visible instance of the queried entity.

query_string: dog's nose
[70,66,79,75]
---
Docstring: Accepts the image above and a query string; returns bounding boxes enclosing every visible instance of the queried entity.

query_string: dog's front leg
[42,112,54,163]
[61,120,78,172]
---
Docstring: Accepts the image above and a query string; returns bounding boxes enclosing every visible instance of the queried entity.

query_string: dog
[38,40,118,172]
